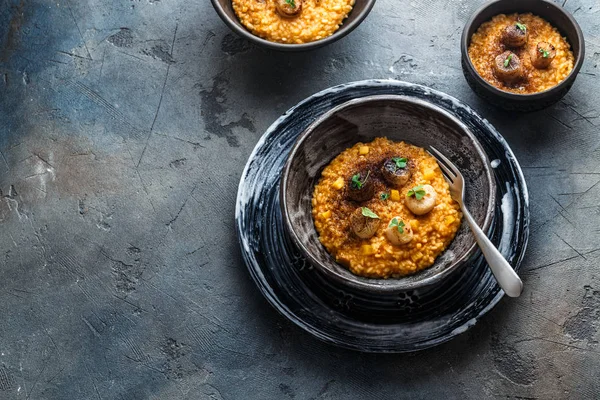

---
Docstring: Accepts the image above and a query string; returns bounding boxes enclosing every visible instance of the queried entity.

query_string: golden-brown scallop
[385,217,414,245]
[381,157,411,187]
[405,184,437,215]
[530,42,556,69]
[275,0,302,18]
[493,51,523,84]
[350,207,380,239]
[347,170,375,202]
[502,22,528,48]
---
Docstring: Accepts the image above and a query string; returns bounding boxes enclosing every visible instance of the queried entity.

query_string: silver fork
[429,146,523,298]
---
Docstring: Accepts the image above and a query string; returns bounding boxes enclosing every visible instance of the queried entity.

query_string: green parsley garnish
[391,157,408,171]
[388,217,405,233]
[350,171,370,190]
[515,22,526,32]
[285,0,296,8]
[504,54,513,68]
[351,174,361,188]
[407,184,426,200]
[361,207,379,219]
[380,192,389,201]
[539,47,550,58]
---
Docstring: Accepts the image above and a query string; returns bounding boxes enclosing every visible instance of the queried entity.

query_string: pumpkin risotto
[311,138,463,279]
[468,13,574,94]
[232,0,355,44]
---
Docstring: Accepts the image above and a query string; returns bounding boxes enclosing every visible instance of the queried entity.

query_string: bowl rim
[280,94,497,293]
[210,0,377,51]
[460,0,585,99]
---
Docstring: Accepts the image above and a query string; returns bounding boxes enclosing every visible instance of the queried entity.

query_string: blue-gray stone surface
[1,0,599,398]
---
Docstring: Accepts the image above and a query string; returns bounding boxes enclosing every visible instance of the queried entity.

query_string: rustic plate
[235,80,529,352]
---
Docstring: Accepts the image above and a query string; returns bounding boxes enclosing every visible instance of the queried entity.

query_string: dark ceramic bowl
[280,95,497,293]
[461,0,585,111]
[210,0,376,51]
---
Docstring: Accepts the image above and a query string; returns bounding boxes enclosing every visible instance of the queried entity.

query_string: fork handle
[461,206,523,297]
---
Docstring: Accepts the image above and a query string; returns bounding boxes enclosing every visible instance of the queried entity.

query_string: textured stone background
[1,0,600,398]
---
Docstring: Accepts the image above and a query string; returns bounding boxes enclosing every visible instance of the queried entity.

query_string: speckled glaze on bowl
[280,95,496,293]
[461,0,585,111]
[210,0,376,51]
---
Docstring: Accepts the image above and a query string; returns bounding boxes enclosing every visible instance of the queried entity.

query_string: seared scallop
[350,207,380,239]
[405,184,437,215]
[385,217,413,245]
[347,170,375,202]
[275,0,302,18]
[502,22,528,48]
[530,42,556,69]
[493,51,523,84]
[381,157,411,187]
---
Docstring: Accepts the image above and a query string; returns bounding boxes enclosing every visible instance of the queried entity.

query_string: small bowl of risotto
[461,0,585,111]
[211,0,376,50]
[280,95,496,293]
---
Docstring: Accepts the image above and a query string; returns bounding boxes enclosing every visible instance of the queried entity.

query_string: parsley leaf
[392,157,408,170]
[407,184,426,200]
[361,207,379,219]
[285,0,296,8]
[388,217,406,233]
[504,54,513,68]
[380,193,389,201]
[515,22,526,32]
[397,220,405,233]
[351,174,362,189]
[350,171,370,190]
[539,47,550,58]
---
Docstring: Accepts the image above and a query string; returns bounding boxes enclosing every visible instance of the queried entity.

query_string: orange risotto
[311,138,463,279]
[468,13,574,94]
[232,0,354,44]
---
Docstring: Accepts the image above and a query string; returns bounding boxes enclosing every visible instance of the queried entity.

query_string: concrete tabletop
[1,0,599,398]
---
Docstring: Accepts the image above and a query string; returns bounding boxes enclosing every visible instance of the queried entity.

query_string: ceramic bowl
[210,0,376,51]
[461,0,585,111]
[280,95,497,293]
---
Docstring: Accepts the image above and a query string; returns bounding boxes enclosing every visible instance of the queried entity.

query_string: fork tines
[428,146,458,181]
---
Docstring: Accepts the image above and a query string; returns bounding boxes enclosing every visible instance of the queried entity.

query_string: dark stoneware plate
[235,80,529,352]
[281,95,496,293]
